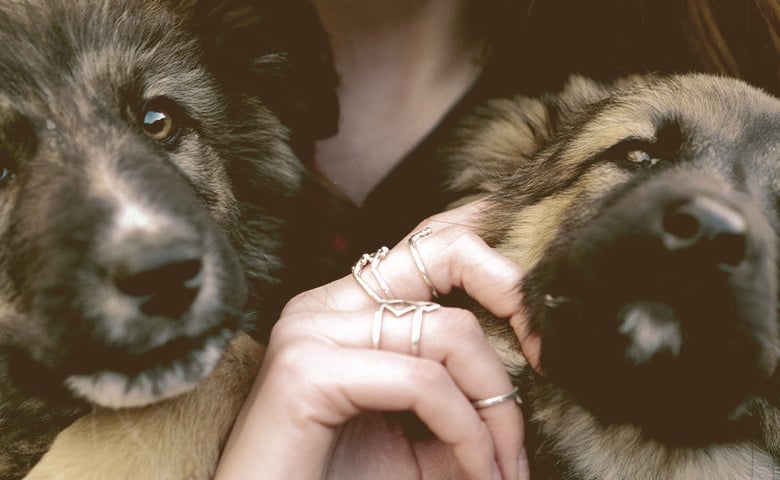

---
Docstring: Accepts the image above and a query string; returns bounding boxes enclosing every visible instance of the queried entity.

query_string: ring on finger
[373,299,441,354]
[370,247,396,299]
[353,247,394,302]
[472,387,522,408]
[408,227,440,299]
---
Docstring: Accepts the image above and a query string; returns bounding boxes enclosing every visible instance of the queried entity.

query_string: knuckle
[450,310,487,341]
[267,340,315,380]
[262,342,336,417]
[412,213,466,238]
[267,315,299,345]
[280,289,313,315]
[451,229,486,252]
[409,358,449,390]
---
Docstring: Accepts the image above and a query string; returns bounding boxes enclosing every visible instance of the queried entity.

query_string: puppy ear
[442,74,654,200]
[180,0,339,142]
[441,93,555,199]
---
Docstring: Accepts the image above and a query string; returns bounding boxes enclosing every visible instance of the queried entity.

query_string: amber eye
[140,98,180,145]
[625,149,660,168]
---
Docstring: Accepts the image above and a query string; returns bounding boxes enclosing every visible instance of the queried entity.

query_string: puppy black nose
[113,243,203,318]
[661,196,747,270]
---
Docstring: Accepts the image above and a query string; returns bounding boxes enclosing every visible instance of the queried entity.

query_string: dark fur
[443,75,780,479]
[0,0,336,478]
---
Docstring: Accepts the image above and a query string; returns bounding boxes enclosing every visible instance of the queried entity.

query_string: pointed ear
[182,0,339,141]
[441,75,651,200]
[440,75,615,198]
[441,93,555,200]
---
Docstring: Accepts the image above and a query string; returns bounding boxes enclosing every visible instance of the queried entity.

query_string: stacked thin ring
[353,245,441,356]
[352,247,393,302]
[408,227,440,299]
[353,229,520,407]
[370,247,395,299]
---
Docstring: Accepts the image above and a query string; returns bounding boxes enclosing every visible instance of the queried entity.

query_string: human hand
[215,200,540,480]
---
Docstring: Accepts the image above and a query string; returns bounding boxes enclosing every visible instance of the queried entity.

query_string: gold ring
[372,299,440,354]
[352,248,393,303]
[408,227,440,299]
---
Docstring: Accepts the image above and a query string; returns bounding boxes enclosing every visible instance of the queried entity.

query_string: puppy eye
[603,139,662,171]
[143,110,173,139]
[625,149,660,168]
[140,98,181,146]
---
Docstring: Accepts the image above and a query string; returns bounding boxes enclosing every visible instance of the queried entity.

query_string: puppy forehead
[504,78,780,260]
[554,77,780,170]
[0,3,202,88]
[0,1,227,135]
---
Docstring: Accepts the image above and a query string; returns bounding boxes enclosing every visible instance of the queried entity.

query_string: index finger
[291,201,540,366]
[295,201,522,314]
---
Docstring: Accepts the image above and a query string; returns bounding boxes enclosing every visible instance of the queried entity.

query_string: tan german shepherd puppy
[443,74,780,479]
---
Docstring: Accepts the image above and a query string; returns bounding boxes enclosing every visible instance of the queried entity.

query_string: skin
[216,202,541,479]
[213,0,779,475]
[311,0,487,205]
[218,1,539,477]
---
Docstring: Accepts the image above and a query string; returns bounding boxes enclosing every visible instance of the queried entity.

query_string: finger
[475,394,525,480]
[268,344,501,480]
[273,305,523,479]
[511,312,542,374]
[226,341,500,479]
[364,305,523,480]
[292,220,524,320]
[293,213,540,368]
[276,306,513,399]
[387,221,524,317]
[376,203,542,371]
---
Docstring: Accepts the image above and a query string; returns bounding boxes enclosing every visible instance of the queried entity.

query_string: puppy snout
[112,242,203,318]
[661,196,747,270]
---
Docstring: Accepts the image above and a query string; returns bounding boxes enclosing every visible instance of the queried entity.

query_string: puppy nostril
[113,246,203,318]
[662,210,701,242]
[661,197,747,268]
[115,258,202,296]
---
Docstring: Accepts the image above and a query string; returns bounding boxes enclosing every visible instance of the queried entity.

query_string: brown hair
[685,0,778,90]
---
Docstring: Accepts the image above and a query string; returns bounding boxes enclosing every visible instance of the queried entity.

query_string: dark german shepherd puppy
[442,74,780,479]
[0,0,336,478]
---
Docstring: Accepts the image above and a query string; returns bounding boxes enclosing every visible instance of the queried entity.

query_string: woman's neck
[312,0,487,206]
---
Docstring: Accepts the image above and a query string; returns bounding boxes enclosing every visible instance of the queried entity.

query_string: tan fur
[528,384,779,480]
[494,166,631,272]
[443,74,780,479]
[25,334,263,480]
